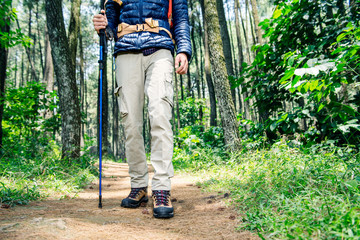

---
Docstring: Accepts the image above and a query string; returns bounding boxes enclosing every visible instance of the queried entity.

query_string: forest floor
[0,162,258,240]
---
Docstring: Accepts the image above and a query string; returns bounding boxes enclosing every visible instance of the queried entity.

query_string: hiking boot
[152,190,174,218]
[121,187,148,208]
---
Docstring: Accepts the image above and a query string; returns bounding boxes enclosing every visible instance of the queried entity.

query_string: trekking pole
[98,11,107,209]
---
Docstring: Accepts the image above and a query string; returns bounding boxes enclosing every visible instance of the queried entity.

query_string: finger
[180,60,189,74]
[176,63,185,74]
[175,56,180,69]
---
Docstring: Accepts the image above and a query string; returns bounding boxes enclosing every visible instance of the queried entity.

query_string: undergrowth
[173,128,360,239]
[0,140,97,206]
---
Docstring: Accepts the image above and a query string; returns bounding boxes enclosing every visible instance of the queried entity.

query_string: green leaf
[273,9,282,19]
[337,32,350,42]
[317,103,325,112]
[309,80,319,91]
[280,68,295,84]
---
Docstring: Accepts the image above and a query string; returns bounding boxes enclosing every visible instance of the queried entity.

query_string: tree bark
[79,24,85,148]
[43,25,54,120]
[0,2,11,150]
[215,0,236,107]
[45,0,81,161]
[203,0,241,151]
[200,0,217,127]
[36,2,44,78]
[68,0,81,68]
[238,4,251,63]
[250,0,262,45]
[234,0,244,73]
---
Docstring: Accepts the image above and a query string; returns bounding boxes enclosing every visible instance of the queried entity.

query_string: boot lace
[128,187,146,198]
[153,190,170,206]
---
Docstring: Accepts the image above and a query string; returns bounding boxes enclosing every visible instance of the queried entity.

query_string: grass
[0,140,97,206]
[173,141,360,239]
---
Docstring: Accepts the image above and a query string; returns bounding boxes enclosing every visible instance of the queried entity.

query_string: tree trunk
[68,0,81,68]
[36,2,44,78]
[0,3,11,150]
[174,73,181,132]
[250,0,262,45]
[45,0,81,161]
[16,17,38,82]
[79,24,85,148]
[43,25,54,120]
[239,4,251,63]
[215,0,236,107]
[180,74,184,100]
[234,0,244,73]
[245,0,256,46]
[203,0,241,151]
[200,0,217,127]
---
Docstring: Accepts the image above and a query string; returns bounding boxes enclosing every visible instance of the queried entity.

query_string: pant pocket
[114,86,128,118]
[162,73,174,107]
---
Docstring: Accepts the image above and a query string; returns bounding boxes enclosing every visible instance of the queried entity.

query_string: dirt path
[0,162,258,240]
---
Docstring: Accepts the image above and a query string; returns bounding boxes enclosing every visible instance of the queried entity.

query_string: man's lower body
[115,49,175,218]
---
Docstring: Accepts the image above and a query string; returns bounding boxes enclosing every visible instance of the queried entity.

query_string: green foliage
[177,97,205,127]
[234,0,360,146]
[175,125,225,151]
[173,140,360,238]
[0,82,96,206]
[2,82,61,158]
[0,140,97,206]
[0,0,32,48]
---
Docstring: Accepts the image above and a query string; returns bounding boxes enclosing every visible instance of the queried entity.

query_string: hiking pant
[115,49,174,191]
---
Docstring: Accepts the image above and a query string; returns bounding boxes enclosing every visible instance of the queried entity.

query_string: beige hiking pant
[115,49,174,191]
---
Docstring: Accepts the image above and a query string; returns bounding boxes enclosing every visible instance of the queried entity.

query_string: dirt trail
[0,162,258,240]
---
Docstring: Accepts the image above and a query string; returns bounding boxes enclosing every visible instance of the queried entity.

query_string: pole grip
[98,195,102,208]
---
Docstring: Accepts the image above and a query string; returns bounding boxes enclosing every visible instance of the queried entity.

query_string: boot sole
[121,196,148,208]
[153,212,174,219]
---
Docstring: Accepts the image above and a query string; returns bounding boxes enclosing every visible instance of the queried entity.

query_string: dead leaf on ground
[229,215,236,220]
[186,184,193,186]
[142,208,149,214]
[89,186,94,189]
[207,200,213,204]
[218,207,226,211]
[171,198,177,202]
[223,193,230,198]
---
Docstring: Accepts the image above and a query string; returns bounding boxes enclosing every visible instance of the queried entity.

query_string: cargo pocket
[161,73,174,107]
[114,86,128,118]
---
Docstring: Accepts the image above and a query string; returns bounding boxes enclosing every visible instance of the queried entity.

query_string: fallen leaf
[223,193,230,198]
[186,184,193,186]
[142,208,149,214]
[207,200,213,204]
[218,207,225,211]
[89,186,94,189]
[229,215,236,220]
[171,198,177,202]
